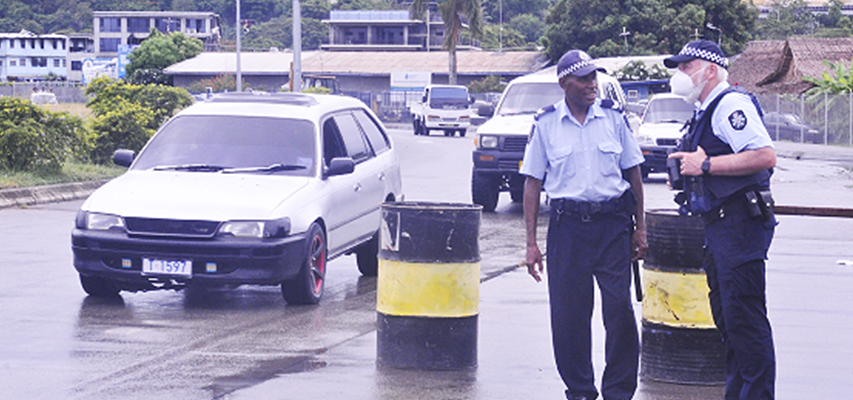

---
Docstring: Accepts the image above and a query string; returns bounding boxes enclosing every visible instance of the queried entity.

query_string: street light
[706,22,722,45]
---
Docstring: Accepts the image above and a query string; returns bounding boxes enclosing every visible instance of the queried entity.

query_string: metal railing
[755,93,853,147]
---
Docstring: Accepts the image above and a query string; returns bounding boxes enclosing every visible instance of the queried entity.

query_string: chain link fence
[755,93,853,147]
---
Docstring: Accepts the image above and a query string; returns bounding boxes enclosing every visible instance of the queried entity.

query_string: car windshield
[497,82,565,116]
[642,97,695,124]
[429,87,469,108]
[132,115,316,176]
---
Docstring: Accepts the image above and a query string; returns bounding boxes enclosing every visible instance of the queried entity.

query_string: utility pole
[236,0,242,92]
[691,28,702,40]
[706,22,722,45]
[293,0,302,92]
[499,0,503,52]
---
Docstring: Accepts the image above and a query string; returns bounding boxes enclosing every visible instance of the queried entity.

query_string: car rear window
[132,115,317,176]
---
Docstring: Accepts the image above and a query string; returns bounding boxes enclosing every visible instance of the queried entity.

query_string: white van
[471,66,627,211]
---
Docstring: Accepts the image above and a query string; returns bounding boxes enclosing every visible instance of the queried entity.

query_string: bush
[85,76,193,164]
[0,97,85,172]
[88,99,155,165]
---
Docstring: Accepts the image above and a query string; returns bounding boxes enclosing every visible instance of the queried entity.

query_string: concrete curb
[0,179,111,209]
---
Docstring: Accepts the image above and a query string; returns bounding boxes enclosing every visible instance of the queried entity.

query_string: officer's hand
[668,146,707,176]
[632,228,648,261]
[525,244,545,282]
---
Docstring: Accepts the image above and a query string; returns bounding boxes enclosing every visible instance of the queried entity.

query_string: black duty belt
[549,191,631,216]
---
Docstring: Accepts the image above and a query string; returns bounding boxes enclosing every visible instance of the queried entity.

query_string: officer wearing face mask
[666,40,777,400]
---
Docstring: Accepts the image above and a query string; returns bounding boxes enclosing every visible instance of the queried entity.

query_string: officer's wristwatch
[701,157,711,175]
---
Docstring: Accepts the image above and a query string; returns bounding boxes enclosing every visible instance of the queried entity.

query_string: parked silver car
[72,92,403,304]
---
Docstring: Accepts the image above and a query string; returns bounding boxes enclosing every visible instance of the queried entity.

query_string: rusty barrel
[376,202,481,370]
[641,209,725,385]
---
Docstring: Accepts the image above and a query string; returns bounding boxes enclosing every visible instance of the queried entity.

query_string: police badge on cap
[557,49,606,79]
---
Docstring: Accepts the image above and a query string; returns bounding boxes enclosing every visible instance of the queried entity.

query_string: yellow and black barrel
[376,202,481,370]
[640,209,725,385]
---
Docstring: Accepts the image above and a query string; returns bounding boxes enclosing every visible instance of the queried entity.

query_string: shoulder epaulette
[600,98,624,113]
[534,104,557,121]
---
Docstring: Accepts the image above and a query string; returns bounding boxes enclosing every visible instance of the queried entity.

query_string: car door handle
[353,183,362,192]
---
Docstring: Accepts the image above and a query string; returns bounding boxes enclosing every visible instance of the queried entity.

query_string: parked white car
[634,93,695,179]
[72,92,403,304]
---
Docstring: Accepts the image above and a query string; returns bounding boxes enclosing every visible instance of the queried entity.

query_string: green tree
[467,74,507,92]
[411,0,485,85]
[543,0,756,62]
[85,76,194,163]
[482,0,553,23]
[754,0,817,40]
[125,29,204,85]
[803,57,853,95]
[474,23,527,50]
[509,14,545,45]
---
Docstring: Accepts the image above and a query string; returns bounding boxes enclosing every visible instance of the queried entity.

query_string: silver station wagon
[72,92,403,304]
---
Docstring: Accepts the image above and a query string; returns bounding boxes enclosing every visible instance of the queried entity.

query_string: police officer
[665,40,777,400]
[521,49,647,400]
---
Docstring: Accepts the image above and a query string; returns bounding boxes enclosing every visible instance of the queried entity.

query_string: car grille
[124,217,221,237]
[657,138,678,146]
[503,136,529,152]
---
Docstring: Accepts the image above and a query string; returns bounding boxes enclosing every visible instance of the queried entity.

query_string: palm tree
[410,0,484,85]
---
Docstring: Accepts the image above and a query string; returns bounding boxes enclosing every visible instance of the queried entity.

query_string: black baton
[632,259,643,302]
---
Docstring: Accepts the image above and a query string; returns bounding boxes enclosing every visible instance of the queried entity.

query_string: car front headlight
[78,211,125,231]
[218,217,291,238]
[479,135,498,149]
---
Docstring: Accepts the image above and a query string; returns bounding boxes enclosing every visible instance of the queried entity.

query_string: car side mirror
[478,104,494,118]
[113,149,135,168]
[327,157,355,176]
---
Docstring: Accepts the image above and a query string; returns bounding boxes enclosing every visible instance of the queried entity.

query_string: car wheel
[412,119,419,134]
[472,172,499,212]
[458,129,467,137]
[355,231,379,276]
[444,130,454,137]
[510,189,524,203]
[282,223,326,305]
[79,274,120,297]
[641,166,650,182]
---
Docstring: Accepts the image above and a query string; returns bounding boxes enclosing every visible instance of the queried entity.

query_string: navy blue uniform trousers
[546,207,639,400]
[704,206,776,400]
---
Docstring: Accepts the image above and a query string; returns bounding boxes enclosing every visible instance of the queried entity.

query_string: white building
[0,30,68,81]
[93,11,221,58]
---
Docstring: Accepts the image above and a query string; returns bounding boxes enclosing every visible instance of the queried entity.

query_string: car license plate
[142,258,192,276]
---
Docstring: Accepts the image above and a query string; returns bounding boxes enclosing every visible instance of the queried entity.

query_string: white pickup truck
[411,85,472,137]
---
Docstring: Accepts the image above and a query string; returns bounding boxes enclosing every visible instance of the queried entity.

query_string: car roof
[177,92,368,120]
[649,93,687,101]
[504,65,627,105]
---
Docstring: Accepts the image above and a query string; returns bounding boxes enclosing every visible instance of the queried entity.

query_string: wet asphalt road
[1,127,853,399]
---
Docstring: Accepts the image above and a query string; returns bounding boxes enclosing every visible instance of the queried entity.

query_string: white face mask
[670,65,708,103]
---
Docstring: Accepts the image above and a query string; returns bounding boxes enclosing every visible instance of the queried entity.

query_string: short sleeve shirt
[702,82,774,152]
[520,99,644,202]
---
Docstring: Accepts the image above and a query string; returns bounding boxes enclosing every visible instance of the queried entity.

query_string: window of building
[128,17,149,33]
[39,39,45,49]
[53,59,60,68]
[31,57,47,68]
[100,17,121,32]
[20,39,26,48]
[100,38,120,52]
[156,18,179,33]
[19,58,26,67]
[193,19,206,33]
[10,60,16,67]
[71,61,82,71]
[9,39,13,48]
[0,60,3,67]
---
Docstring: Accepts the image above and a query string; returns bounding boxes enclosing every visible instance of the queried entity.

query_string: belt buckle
[590,202,602,213]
